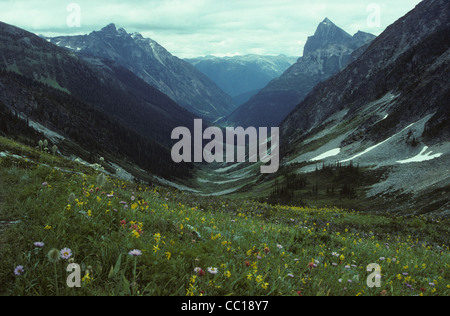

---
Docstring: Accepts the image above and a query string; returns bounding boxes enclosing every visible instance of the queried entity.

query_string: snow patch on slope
[339,117,429,164]
[310,148,341,161]
[397,146,443,164]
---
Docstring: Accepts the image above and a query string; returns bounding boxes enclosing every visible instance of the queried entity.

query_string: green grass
[0,137,449,296]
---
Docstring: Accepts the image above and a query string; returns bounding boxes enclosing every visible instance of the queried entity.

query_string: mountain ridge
[48,24,237,120]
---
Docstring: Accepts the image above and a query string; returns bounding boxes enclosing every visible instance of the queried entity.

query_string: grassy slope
[0,137,448,296]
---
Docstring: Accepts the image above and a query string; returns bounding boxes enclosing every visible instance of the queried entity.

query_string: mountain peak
[100,23,118,35]
[303,18,353,56]
[321,17,334,25]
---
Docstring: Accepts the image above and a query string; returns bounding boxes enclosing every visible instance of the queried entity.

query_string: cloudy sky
[0,0,423,58]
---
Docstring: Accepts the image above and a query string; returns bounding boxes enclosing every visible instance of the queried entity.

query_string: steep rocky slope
[0,21,195,179]
[279,0,450,214]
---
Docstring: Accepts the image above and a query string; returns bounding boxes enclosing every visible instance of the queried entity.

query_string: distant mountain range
[223,18,376,128]
[47,24,237,120]
[185,54,297,106]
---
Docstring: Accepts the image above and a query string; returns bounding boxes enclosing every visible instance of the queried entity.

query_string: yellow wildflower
[82,272,92,284]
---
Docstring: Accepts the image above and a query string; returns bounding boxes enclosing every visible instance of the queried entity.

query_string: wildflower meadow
[0,137,448,296]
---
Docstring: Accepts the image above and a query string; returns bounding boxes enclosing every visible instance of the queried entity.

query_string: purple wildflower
[14,265,25,276]
[128,249,142,256]
[60,248,72,260]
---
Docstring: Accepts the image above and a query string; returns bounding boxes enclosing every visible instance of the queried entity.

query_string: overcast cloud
[0,0,423,58]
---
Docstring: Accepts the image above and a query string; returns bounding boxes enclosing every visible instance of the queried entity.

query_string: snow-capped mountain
[224,19,376,128]
[48,24,237,120]
[186,54,297,105]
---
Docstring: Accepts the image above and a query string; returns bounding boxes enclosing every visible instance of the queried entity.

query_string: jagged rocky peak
[97,23,132,39]
[100,23,118,35]
[303,18,353,55]
[97,24,147,43]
